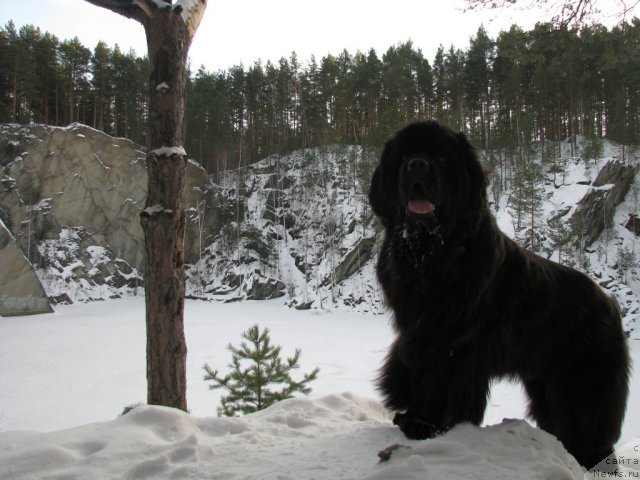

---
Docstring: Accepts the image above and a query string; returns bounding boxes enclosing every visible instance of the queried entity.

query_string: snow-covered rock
[1,123,149,270]
[0,123,208,307]
[184,146,382,309]
[188,140,640,332]
[572,160,636,246]
[36,226,144,302]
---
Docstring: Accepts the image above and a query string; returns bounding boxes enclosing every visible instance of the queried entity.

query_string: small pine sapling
[203,324,320,417]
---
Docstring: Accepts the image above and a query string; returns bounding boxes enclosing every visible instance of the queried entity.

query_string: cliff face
[3,124,148,269]
[0,123,208,308]
[572,161,637,246]
[183,147,381,312]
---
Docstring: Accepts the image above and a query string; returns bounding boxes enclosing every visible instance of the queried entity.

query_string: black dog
[369,120,630,470]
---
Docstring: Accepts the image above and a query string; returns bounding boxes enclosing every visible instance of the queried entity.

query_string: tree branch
[619,0,640,22]
[177,0,207,40]
[461,0,637,28]
[84,0,207,40]
[134,0,155,18]
[83,0,147,24]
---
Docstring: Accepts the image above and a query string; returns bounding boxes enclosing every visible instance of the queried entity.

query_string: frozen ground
[0,298,638,479]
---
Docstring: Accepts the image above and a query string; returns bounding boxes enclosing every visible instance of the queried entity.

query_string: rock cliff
[183,146,381,312]
[572,160,637,246]
[0,218,52,316]
[0,123,208,308]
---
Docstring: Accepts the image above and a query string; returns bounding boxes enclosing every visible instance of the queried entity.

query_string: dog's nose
[407,157,429,172]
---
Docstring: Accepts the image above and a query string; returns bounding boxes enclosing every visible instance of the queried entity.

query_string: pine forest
[1,20,639,177]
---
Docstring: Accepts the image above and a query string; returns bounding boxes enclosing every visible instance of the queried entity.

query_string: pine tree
[617,246,638,284]
[464,26,494,149]
[203,325,320,417]
[59,37,91,124]
[510,154,546,251]
[547,213,573,264]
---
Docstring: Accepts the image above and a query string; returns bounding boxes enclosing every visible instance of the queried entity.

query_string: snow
[94,153,110,170]
[151,146,187,157]
[175,0,201,22]
[148,0,171,9]
[1,298,639,479]
[142,204,174,216]
[29,198,52,212]
[0,399,585,480]
[35,227,144,303]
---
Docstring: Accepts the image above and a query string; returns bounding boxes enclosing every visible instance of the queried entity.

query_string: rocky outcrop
[625,214,640,236]
[1,123,208,270]
[247,278,286,300]
[333,237,375,285]
[0,123,209,308]
[37,226,144,303]
[592,160,636,191]
[0,219,52,316]
[572,161,636,246]
[183,147,382,311]
[1,124,147,269]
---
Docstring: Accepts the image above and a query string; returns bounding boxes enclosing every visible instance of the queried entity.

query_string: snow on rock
[184,140,640,329]
[36,227,143,303]
[0,123,209,308]
[0,394,585,480]
[185,146,384,310]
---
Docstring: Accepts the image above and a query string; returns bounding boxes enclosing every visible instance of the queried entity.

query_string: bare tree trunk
[12,59,18,121]
[84,0,207,412]
[141,13,190,407]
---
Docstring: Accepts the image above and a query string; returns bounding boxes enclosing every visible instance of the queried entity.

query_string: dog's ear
[369,139,397,228]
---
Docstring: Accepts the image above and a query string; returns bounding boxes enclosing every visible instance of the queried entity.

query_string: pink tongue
[408,200,436,215]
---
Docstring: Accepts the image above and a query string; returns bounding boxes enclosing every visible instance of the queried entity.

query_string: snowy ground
[1,298,639,479]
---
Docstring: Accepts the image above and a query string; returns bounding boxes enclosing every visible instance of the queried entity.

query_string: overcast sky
[1,0,629,72]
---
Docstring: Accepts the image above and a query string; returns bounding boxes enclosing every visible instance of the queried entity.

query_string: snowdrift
[0,393,586,480]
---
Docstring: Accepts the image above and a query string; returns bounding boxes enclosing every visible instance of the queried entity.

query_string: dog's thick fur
[369,120,630,470]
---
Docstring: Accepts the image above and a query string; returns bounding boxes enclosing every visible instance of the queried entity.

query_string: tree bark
[84,0,207,412]
[141,14,190,409]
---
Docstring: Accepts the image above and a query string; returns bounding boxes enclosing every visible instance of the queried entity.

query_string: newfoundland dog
[369,120,630,470]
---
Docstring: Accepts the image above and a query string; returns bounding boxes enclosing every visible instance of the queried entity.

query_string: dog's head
[369,121,488,239]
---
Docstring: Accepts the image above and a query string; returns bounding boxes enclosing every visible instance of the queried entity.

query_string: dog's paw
[393,412,448,440]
